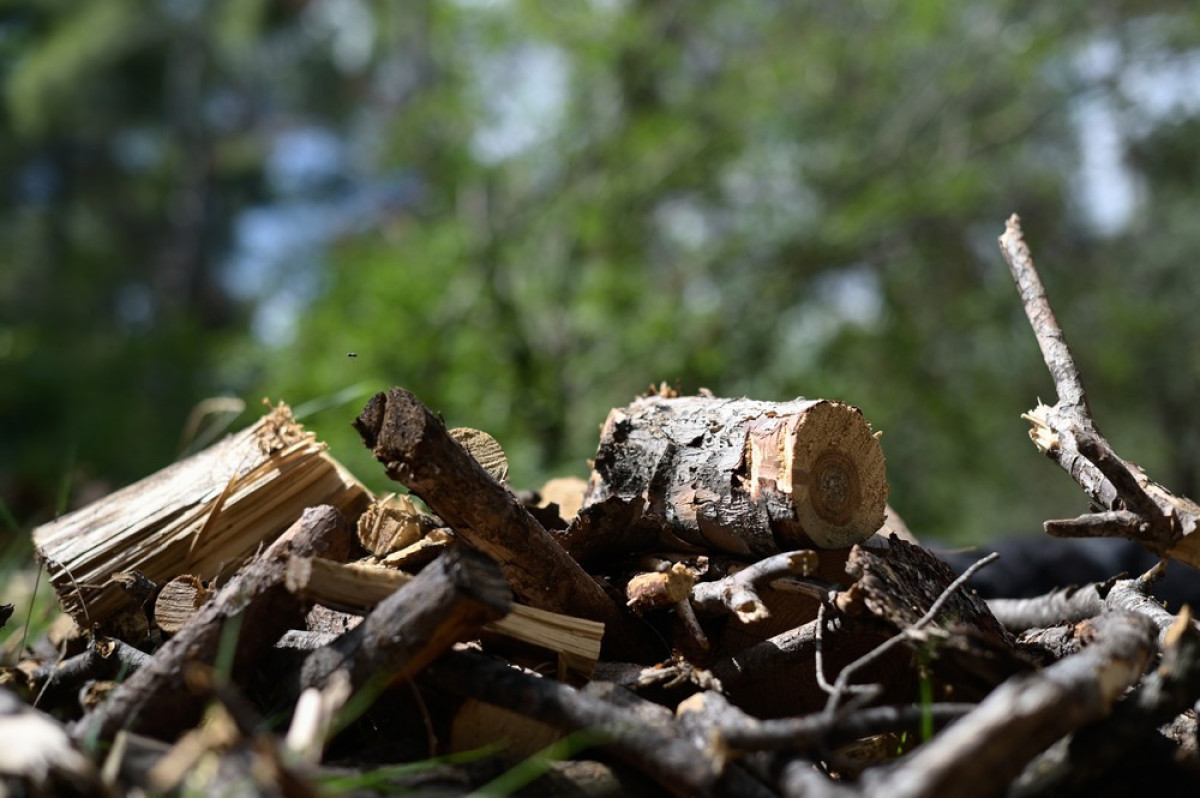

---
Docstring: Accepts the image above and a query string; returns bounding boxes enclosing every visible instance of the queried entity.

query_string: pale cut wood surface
[285,556,604,676]
[32,402,373,628]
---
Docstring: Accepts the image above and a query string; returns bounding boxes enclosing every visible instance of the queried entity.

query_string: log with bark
[567,390,889,562]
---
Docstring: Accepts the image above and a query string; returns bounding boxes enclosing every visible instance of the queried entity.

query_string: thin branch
[998,214,1090,415]
[1044,510,1148,539]
[691,550,819,622]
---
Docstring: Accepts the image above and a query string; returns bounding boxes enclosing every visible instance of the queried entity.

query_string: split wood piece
[999,214,1200,569]
[153,575,210,635]
[1011,608,1200,797]
[288,548,510,708]
[691,550,820,623]
[378,527,454,571]
[837,538,1031,701]
[32,402,372,628]
[285,556,603,676]
[576,394,888,560]
[73,505,353,742]
[843,610,1158,798]
[355,493,442,557]
[422,649,776,798]
[353,388,656,659]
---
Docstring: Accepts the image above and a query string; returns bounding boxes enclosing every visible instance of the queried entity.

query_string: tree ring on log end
[809,449,859,527]
[786,401,888,549]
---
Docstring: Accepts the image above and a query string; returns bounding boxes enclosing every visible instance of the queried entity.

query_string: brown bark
[73,505,353,742]
[575,394,888,560]
[353,387,658,660]
[852,611,1157,798]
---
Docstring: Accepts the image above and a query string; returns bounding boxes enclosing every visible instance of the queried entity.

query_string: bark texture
[578,394,888,559]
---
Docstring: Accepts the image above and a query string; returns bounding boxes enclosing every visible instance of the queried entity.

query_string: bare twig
[999,215,1200,569]
[691,550,819,622]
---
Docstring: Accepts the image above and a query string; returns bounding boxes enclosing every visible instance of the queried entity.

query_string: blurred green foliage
[4,0,1200,544]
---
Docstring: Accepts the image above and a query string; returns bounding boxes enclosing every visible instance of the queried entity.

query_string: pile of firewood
[3,216,1199,797]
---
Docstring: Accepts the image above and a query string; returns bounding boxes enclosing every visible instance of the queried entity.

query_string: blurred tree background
[3,0,1200,545]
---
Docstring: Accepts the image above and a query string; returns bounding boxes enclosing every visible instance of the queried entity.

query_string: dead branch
[850,610,1157,798]
[999,214,1200,569]
[286,547,511,703]
[691,550,819,623]
[354,387,657,659]
[677,688,974,756]
[29,636,150,711]
[1010,608,1200,796]
[423,649,776,798]
[989,573,1187,646]
[73,505,353,742]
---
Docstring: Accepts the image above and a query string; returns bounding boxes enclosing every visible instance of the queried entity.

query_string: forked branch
[999,214,1200,569]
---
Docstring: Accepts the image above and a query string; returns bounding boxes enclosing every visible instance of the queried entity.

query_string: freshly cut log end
[583,395,888,555]
[762,399,889,549]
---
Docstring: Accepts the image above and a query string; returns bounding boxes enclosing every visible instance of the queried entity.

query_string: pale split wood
[355,493,441,557]
[152,575,209,635]
[285,556,604,676]
[31,401,373,628]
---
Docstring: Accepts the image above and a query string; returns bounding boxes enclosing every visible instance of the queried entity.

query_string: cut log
[577,394,888,559]
[153,575,210,635]
[355,493,441,557]
[32,402,372,629]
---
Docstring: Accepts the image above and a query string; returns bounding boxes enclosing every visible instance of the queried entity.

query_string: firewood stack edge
[2,216,1199,797]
